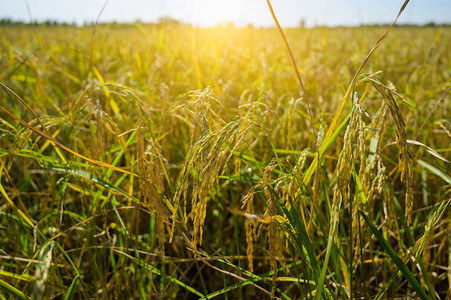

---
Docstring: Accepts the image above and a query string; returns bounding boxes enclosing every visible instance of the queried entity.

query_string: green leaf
[201,259,305,300]
[280,196,320,277]
[314,198,342,300]
[417,159,451,184]
[352,162,367,204]
[114,250,204,298]
[359,210,429,300]
[0,279,31,300]
[64,276,79,300]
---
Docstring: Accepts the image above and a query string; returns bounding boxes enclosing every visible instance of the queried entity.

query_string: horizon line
[1,17,450,29]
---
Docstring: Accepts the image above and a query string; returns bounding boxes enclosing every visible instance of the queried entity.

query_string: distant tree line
[0,17,449,28]
[0,17,186,28]
[360,22,450,28]
[0,18,77,27]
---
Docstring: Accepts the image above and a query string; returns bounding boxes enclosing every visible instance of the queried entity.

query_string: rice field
[0,8,450,300]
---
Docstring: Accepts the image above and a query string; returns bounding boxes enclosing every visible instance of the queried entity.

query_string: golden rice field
[0,16,450,299]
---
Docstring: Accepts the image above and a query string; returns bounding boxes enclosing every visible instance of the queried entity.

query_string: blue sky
[0,0,450,27]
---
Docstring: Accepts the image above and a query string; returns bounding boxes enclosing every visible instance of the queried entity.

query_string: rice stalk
[261,159,283,297]
[333,94,367,209]
[240,186,257,273]
[170,88,254,248]
[359,74,414,225]
[136,118,168,252]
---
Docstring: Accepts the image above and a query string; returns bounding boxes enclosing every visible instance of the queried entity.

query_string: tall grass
[0,6,450,299]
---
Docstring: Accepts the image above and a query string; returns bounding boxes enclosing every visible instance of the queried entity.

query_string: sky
[0,0,450,28]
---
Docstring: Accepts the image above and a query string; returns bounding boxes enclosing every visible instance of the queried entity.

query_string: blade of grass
[113,249,205,298]
[0,161,35,228]
[201,259,305,300]
[352,162,367,204]
[417,159,451,184]
[265,0,315,141]
[0,81,68,164]
[52,243,90,299]
[49,166,174,214]
[0,279,30,300]
[279,195,320,277]
[406,140,450,164]
[359,210,428,299]
[0,271,35,282]
[63,275,80,300]
[49,167,143,205]
[303,0,411,185]
[265,0,320,228]
[0,103,137,177]
[314,198,342,300]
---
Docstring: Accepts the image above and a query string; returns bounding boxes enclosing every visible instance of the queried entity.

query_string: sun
[187,0,249,27]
